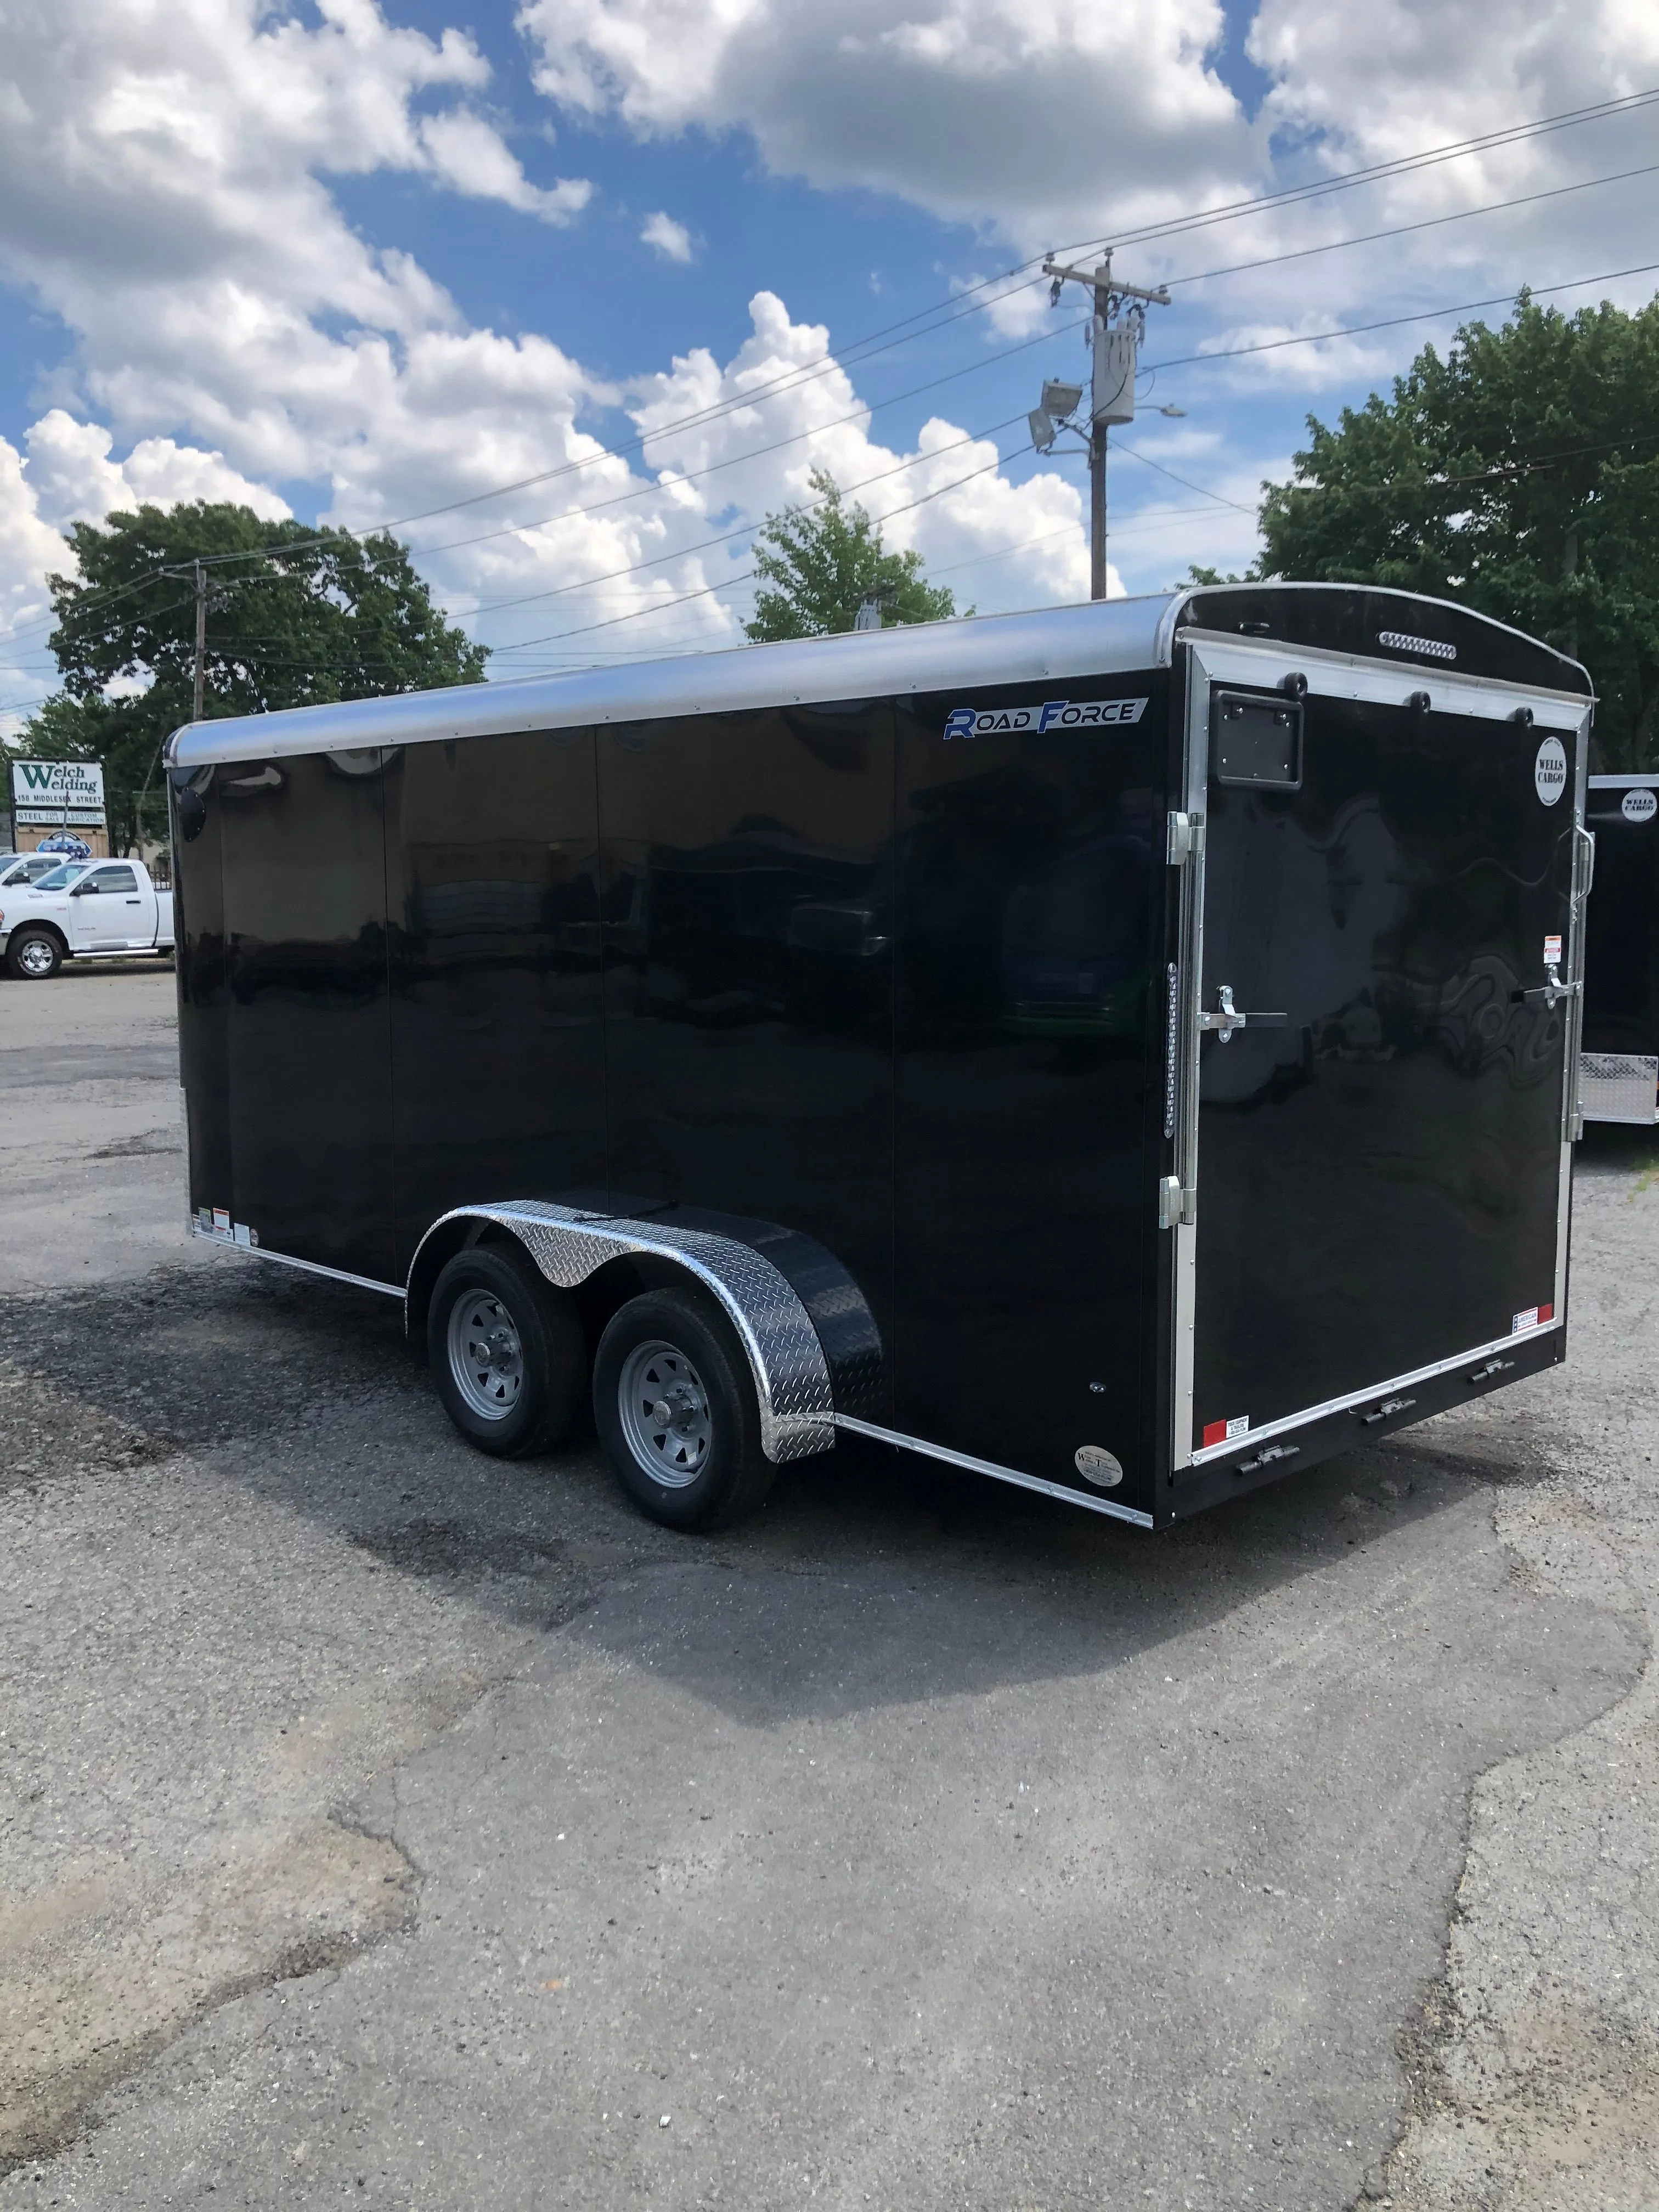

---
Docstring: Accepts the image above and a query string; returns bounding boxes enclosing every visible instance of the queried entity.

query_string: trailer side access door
[1167,636,1592,1482]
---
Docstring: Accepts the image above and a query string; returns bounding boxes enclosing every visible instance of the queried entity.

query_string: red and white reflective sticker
[1543,934,1562,964]
[1512,1302,1555,1333]
[1201,1414,1250,1448]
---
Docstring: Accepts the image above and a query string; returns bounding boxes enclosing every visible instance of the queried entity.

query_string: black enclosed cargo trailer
[166,584,1594,1532]
[1581,774,1659,1126]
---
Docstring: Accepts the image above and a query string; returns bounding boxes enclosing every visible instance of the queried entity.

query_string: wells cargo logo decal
[944,696,1148,740]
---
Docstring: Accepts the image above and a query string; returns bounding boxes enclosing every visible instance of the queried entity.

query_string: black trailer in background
[1582,775,1659,1126]
[168,584,1594,1532]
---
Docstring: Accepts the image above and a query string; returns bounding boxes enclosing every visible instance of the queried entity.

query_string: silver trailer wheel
[617,1339,713,1487]
[15,935,58,978]
[446,1291,524,1420]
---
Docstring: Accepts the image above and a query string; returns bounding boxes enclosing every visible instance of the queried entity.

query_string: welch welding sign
[10,759,107,827]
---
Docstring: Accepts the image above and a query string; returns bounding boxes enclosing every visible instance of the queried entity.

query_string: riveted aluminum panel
[411,1199,836,1463]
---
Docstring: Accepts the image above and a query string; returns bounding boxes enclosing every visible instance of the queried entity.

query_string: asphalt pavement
[1,963,1655,2211]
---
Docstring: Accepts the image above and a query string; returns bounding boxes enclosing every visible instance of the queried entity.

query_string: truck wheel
[594,1286,775,1532]
[428,1244,586,1458]
[5,929,62,981]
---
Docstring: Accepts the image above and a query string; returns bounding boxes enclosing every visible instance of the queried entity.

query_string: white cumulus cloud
[640,211,697,262]
[519,0,1261,249]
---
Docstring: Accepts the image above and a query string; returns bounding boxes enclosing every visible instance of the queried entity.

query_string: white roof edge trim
[164,592,1181,769]
[163,580,1593,771]
[1178,627,1595,712]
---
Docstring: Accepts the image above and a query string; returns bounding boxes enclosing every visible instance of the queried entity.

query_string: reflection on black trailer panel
[893,679,1166,1519]
[220,751,396,1283]
[386,729,607,1279]
[597,702,896,1397]
[1192,698,1576,1446]
[1584,781,1659,1060]
[173,771,232,1225]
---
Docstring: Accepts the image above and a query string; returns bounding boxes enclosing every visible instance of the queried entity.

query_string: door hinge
[1158,1175,1195,1230]
[1166,810,1204,865]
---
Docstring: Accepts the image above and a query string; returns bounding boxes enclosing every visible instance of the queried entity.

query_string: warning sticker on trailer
[1512,1303,1555,1333]
[1201,1414,1250,1448]
[1544,934,1562,964]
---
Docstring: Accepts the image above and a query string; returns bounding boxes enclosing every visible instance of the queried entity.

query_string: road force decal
[943,696,1149,740]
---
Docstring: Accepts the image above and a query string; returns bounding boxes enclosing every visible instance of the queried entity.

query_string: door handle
[1511,960,1579,1010]
[1197,984,1288,1043]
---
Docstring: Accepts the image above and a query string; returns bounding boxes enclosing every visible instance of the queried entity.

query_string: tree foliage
[1256,293,1659,766]
[744,469,960,642]
[15,501,487,851]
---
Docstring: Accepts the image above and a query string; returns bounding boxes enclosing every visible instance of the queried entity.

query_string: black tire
[428,1243,587,1458]
[594,1286,774,1532]
[6,928,63,981]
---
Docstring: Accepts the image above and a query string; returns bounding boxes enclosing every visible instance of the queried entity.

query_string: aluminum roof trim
[163,578,1593,769]
[165,591,1181,768]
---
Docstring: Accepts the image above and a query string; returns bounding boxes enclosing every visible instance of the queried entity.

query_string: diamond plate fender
[407,1199,838,1463]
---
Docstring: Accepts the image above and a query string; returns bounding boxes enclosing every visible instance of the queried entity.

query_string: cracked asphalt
[1,966,1655,2210]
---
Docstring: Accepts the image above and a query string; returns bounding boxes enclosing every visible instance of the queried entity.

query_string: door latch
[1512,961,1581,1011]
[1197,984,1288,1043]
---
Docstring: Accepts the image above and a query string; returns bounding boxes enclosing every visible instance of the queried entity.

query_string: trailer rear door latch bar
[1237,1442,1300,1474]
[1197,984,1288,1042]
[1359,1395,1417,1424]
[1511,961,1580,1011]
[1467,1356,1516,1384]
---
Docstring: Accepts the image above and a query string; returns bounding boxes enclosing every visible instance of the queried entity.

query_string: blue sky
[1,0,1656,718]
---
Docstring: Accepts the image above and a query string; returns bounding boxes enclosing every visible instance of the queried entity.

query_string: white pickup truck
[0,858,176,980]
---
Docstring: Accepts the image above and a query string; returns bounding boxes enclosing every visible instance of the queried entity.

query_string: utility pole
[192,559,207,724]
[1039,252,1171,600]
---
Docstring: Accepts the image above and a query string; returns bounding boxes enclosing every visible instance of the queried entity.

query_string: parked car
[0,857,176,980]
[0,853,80,891]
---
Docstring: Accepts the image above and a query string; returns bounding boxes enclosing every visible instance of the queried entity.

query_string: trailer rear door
[1169,637,1592,1475]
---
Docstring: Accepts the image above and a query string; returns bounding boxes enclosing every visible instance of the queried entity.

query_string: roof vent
[1378,630,1456,663]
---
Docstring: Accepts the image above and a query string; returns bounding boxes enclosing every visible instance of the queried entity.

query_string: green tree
[1256,292,1659,766]
[744,469,960,642]
[14,500,487,851]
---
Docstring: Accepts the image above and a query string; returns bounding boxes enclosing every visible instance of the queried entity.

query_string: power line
[1165,160,1659,292]
[1143,255,1659,377]
[466,417,1025,625]
[1086,86,1659,259]
[1110,441,1255,512]
[489,446,1013,657]
[9,84,1657,658]
[383,81,1659,540]
[98,86,1659,582]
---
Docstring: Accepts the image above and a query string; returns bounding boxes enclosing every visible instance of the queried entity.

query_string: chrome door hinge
[1166,810,1204,865]
[1158,1175,1196,1230]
